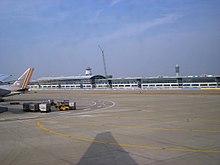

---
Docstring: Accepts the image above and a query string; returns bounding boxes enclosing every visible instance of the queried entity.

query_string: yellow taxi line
[37,121,220,153]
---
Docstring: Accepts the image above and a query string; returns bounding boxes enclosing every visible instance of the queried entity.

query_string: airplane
[0,68,34,102]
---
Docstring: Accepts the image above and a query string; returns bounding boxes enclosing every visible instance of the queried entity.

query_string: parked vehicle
[39,103,51,113]
[23,99,76,112]
[56,100,76,111]
[23,103,39,112]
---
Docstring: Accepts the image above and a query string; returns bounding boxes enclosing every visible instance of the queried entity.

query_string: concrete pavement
[0,91,220,164]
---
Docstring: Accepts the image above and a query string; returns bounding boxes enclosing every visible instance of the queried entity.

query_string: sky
[0,0,220,79]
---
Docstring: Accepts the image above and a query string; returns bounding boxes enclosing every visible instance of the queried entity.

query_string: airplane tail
[11,68,34,91]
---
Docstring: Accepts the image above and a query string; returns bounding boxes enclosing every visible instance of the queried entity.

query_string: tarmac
[0,90,220,165]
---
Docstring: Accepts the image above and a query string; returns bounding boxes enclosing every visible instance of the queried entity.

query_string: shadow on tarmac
[77,132,138,165]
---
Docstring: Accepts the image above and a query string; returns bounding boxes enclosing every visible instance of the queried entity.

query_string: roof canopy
[38,75,106,82]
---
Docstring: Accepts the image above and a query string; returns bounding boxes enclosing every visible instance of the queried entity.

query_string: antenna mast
[98,45,107,77]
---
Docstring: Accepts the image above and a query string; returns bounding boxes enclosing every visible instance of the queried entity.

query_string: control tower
[85,67,92,76]
[175,64,180,77]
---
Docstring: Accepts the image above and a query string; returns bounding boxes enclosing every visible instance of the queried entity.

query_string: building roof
[38,75,106,82]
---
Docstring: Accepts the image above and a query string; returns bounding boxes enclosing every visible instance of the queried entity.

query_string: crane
[98,45,107,77]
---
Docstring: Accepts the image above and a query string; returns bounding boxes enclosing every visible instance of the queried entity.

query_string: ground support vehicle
[57,104,70,111]
[23,103,39,112]
[56,100,76,111]
[23,100,76,112]
[39,103,51,113]
[38,99,56,113]
[23,99,56,112]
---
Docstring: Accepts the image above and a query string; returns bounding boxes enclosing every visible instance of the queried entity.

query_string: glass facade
[29,75,220,89]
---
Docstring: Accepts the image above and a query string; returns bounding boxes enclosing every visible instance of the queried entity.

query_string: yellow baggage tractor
[56,100,76,111]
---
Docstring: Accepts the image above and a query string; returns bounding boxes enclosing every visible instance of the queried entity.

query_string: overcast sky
[0,0,220,79]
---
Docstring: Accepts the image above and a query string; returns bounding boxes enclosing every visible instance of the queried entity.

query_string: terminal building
[29,67,220,90]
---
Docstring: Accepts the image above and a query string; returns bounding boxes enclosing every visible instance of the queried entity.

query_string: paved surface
[0,91,220,165]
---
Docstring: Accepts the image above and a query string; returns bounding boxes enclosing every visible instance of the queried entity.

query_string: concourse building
[29,67,220,90]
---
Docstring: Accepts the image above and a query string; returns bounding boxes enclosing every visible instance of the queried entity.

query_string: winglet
[11,68,34,90]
